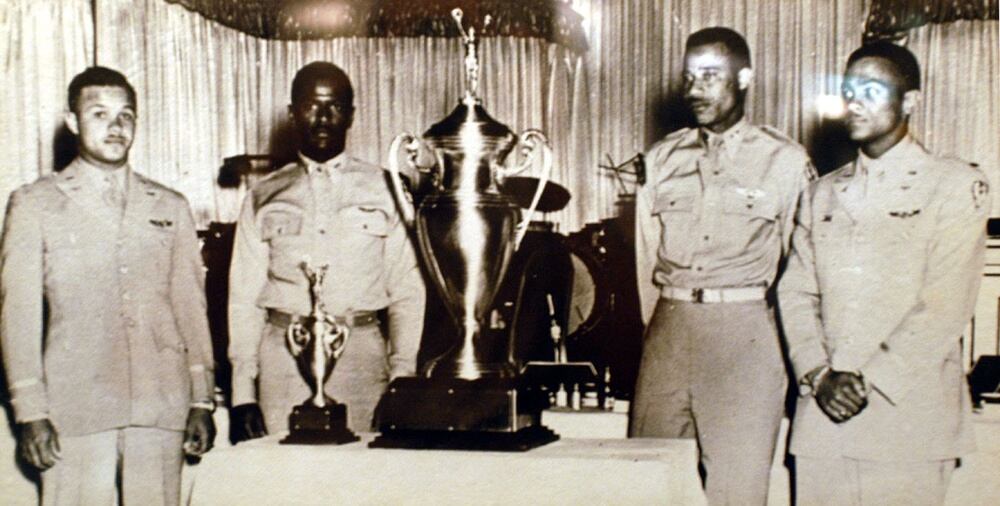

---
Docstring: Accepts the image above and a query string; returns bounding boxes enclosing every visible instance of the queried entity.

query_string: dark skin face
[682,42,751,134]
[842,56,918,158]
[289,72,354,163]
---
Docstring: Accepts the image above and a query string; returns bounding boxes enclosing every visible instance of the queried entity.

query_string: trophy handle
[323,314,350,361]
[505,129,553,249]
[387,133,421,227]
[286,321,309,357]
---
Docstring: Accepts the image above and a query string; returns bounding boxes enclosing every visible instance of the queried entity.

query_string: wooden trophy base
[280,402,359,445]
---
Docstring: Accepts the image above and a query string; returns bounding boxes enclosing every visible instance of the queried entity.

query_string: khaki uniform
[778,138,987,505]
[0,159,215,505]
[632,119,814,505]
[228,153,425,433]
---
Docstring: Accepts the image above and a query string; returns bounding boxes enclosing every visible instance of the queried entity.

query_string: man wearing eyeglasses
[778,42,988,505]
[227,61,425,442]
[631,27,815,505]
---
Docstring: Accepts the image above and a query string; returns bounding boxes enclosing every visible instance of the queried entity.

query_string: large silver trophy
[372,9,558,450]
[281,261,359,445]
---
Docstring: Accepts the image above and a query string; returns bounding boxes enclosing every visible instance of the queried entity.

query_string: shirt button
[319,229,326,235]
[703,235,710,241]
[119,266,128,274]
[695,266,703,272]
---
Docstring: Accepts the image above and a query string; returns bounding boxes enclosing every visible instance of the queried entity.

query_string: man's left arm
[170,200,216,455]
[778,148,818,256]
[860,172,990,404]
[383,215,426,380]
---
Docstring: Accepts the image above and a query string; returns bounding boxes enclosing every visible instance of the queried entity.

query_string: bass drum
[564,228,612,343]
[562,218,644,400]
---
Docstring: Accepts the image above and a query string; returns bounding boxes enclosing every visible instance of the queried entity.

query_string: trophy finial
[452,8,480,102]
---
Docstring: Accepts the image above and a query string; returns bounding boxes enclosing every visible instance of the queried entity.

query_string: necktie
[103,173,125,213]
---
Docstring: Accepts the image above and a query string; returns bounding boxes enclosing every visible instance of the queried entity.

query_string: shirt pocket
[339,205,390,237]
[259,205,304,241]
[722,190,779,222]
[652,192,697,215]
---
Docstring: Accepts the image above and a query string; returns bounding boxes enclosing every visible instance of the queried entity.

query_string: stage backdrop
[1,0,997,230]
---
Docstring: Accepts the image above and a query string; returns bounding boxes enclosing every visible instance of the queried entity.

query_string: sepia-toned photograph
[1,1,998,504]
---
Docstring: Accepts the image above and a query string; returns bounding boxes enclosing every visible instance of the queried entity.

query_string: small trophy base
[280,402,359,445]
[370,376,558,451]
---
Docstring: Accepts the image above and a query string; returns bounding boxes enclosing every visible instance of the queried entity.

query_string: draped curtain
[0,0,92,214]
[94,0,591,228]
[2,0,998,228]
[907,19,1000,206]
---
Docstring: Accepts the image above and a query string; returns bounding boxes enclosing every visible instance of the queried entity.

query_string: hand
[18,419,61,470]
[815,370,868,423]
[183,407,216,457]
[229,403,267,444]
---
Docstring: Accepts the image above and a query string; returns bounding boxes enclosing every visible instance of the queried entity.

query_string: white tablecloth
[186,433,705,506]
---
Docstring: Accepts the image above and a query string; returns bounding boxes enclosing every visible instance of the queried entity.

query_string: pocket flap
[653,193,696,214]
[259,208,303,239]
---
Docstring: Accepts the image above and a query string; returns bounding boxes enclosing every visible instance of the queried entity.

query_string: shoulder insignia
[972,180,990,211]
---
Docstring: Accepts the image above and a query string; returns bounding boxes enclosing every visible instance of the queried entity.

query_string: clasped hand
[815,370,868,423]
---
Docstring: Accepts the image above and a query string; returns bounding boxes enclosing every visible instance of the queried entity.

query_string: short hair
[686,27,751,69]
[67,66,136,113]
[291,61,354,104]
[846,41,921,92]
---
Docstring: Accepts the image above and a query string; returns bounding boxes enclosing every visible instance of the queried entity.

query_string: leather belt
[266,308,379,328]
[660,286,767,304]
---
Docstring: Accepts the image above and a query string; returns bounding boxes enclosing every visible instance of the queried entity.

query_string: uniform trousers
[796,456,955,506]
[41,426,184,506]
[630,298,787,506]
[259,321,389,433]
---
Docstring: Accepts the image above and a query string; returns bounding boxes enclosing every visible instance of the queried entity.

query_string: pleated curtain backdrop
[907,19,1000,200]
[1,0,998,227]
[0,0,92,214]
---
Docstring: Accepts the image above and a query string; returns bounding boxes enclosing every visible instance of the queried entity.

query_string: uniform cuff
[188,363,214,404]
[10,380,49,424]
[791,346,829,384]
[230,360,259,407]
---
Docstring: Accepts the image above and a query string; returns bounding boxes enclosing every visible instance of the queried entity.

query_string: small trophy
[280,261,359,445]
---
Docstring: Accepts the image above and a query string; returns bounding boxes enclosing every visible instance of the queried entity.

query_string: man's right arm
[227,194,269,429]
[1,188,61,468]
[776,185,829,383]
[635,152,662,326]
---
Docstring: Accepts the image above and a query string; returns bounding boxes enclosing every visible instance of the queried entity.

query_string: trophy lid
[423,98,513,141]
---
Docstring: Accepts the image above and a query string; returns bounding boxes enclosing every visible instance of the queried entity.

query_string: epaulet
[133,171,185,200]
[250,162,302,210]
[755,125,807,153]
[935,154,987,184]
[346,156,382,173]
[646,127,695,154]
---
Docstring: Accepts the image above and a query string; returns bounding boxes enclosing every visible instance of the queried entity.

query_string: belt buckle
[691,288,704,303]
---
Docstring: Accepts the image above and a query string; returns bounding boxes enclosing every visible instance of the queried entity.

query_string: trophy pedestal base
[370,376,558,451]
[280,402,359,445]
[369,425,558,452]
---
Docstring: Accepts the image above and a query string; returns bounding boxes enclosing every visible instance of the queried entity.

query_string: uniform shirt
[778,137,989,459]
[227,153,425,407]
[0,159,215,434]
[635,118,816,322]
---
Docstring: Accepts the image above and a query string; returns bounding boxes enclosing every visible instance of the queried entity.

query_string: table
[186,433,705,505]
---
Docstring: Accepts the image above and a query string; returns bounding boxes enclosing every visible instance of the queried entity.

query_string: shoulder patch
[972,179,990,211]
[251,162,304,211]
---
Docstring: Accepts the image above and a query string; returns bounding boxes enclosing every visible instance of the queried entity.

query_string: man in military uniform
[228,61,425,440]
[0,66,216,505]
[779,42,988,505]
[631,27,815,505]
